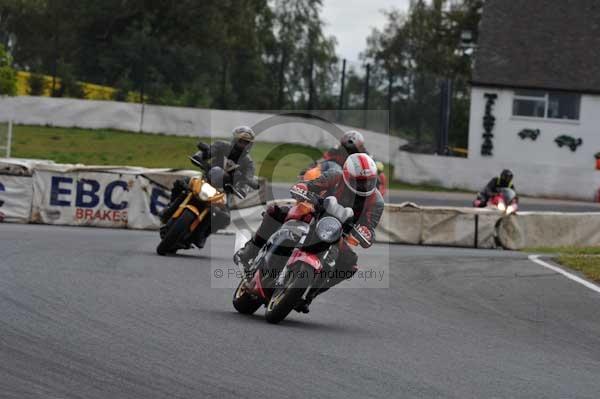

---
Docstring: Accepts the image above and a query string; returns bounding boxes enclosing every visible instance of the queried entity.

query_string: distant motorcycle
[157,157,258,256]
[473,188,519,215]
[232,187,371,324]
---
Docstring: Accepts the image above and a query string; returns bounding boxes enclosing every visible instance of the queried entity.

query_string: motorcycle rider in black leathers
[160,126,256,247]
[234,153,384,313]
[474,169,516,207]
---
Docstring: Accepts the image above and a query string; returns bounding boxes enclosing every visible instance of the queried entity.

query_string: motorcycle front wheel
[265,262,315,324]
[232,279,262,315]
[156,209,196,255]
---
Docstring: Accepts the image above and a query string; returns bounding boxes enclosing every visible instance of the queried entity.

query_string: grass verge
[10,124,458,191]
[556,255,600,283]
[525,247,600,283]
[10,125,322,181]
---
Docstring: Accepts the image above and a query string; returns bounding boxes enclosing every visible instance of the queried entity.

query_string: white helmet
[342,153,378,196]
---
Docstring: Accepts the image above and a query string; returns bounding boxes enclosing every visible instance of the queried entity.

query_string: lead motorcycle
[157,157,258,256]
[232,187,370,324]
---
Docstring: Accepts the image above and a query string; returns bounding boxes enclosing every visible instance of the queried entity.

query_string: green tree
[362,0,483,146]
[1,0,339,108]
[0,44,16,95]
[272,0,338,109]
[27,73,46,95]
[54,61,85,98]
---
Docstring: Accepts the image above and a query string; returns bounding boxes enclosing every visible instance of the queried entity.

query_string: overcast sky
[321,0,411,63]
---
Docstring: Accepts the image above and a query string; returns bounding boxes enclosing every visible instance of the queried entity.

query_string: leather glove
[354,225,373,248]
[290,182,309,199]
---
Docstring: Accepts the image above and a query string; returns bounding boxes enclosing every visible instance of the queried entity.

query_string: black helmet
[500,169,513,186]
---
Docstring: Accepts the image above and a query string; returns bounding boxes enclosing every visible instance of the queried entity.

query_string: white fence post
[6,120,12,158]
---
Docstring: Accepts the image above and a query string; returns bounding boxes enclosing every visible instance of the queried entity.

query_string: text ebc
[50,176,128,210]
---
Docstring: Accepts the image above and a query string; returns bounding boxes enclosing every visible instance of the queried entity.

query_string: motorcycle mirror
[189,153,207,171]
[197,141,210,151]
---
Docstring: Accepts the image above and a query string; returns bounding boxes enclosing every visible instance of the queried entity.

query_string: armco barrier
[497,212,600,250]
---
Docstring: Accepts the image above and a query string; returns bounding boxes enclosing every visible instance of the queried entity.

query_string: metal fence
[332,60,469,156]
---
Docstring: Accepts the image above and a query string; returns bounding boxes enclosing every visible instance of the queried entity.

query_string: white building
[469,0,600,171]
[397,0,600,201]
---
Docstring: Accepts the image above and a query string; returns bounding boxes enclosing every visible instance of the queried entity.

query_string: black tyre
[156,209,196,255]
[265,263,314,324]
[232,279,262,315]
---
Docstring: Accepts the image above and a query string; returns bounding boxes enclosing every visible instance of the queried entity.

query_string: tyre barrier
[2,158,599,250]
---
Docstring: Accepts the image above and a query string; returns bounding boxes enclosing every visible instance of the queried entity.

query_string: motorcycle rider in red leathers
[234,153,384,313]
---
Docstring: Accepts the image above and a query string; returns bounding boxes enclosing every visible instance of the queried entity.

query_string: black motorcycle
[233,188,370,324]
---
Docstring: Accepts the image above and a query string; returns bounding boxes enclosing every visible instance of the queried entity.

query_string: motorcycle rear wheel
[156,209,196,256]
[265,263,314,324]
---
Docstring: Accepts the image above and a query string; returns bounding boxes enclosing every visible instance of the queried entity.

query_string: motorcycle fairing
[286,248,323,271]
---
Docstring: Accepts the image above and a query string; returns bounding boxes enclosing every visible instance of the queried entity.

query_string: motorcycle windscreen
[499,188,517,204]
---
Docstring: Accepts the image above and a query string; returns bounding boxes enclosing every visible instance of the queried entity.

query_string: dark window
[513,98,546,117]
[547,93,580,119]
[512,90,580,120]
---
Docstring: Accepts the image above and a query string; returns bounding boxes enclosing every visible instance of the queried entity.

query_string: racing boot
[195,234,207,249]
[294,287,322,314]
[233,239,261,270]
[294,291,319,314]
[294,298,312,314]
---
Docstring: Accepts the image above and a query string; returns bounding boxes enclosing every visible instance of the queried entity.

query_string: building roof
[472,0,600,94]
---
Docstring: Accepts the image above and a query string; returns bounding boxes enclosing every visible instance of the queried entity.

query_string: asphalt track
[270,183,600,212]
[1,223,600,398]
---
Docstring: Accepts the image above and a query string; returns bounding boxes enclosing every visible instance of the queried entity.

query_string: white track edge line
[528,254,600,295]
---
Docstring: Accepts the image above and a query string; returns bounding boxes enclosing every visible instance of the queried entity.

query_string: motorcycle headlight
[497,202,506,211]
[315,216,343,243]
[506,204,516,215]
[199,182,218,201]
